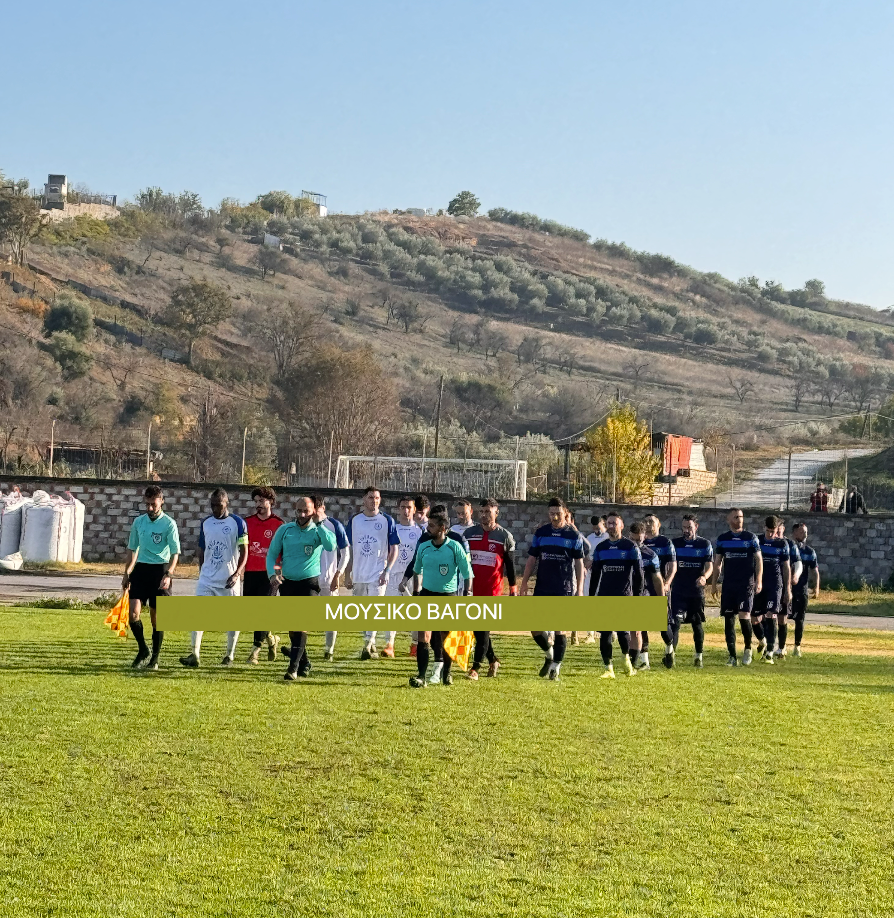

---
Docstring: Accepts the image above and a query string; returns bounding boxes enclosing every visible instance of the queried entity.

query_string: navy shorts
[720,585,754,617]
[669,591,706,625]
[754,587,783,616]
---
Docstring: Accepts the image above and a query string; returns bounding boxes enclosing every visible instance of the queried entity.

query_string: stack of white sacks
[0,488,86,569]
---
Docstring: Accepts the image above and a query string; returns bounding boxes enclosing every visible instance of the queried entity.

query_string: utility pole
[612,439,617,504]
[730,444,736,504]
[241,426,248,484]
[843,449,848,497]
[145,421,152,479]
[48,419,56,477]
[326,430,335,488]
[785,448,792,510]
[433,375,445,459]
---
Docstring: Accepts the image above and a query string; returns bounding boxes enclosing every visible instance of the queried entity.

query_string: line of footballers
[121,485,820,684]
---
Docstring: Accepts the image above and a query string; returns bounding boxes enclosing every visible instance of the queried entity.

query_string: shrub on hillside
[43,294,93,342]
[44,332,92,379]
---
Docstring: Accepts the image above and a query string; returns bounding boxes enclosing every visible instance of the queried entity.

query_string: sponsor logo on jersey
[209,540,226,566]
[264,529,273,539]
[358,534,378,556]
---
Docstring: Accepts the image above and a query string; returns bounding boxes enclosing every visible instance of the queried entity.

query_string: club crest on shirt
[264,529,273,539]
[439,564,449,576]
[489,542,499,551]
[374,521,382,531]
[152,532,163,545]
[304,545,313,556]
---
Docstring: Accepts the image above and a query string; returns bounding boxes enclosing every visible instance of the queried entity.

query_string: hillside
[1,193,892,488]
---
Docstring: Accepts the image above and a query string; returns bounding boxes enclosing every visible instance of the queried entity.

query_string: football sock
[753,621,765,643]
[692,620,705,654]
[253,631,267,648]
[225,631,239,659]
[763,618,776,655]
[417,641,430,679]
[599,632,613,666]
[553,632,567,664]
[794,619,805,646]
[131,619,148,654]
[640,631,650,650]
[532,632,551,654]
[778,622,788,650]
[740,618,753,649]
[616,631,630,657]
[151,629,163,657]
[724,617,737,657]
[191,631,203,656]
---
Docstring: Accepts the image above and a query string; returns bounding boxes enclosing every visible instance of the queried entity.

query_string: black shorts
[720,585,754,617]
[789,589,809,621]
[128,562,171,606]
[670,591,705,624]
[243,570,273,597]
[279,577,320,597]
[754,587,782,616]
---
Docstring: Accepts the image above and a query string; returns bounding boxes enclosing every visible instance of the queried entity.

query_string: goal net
[333,456,528,501]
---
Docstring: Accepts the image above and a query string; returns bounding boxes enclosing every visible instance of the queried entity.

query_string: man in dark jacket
[839,485,867,514]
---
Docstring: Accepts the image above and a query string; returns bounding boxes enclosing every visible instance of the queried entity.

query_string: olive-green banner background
[155,595,667,631]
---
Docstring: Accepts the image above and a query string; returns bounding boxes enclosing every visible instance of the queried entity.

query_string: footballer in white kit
[181,489,248,668]
[346,487,400,659]
[388,495,422,596]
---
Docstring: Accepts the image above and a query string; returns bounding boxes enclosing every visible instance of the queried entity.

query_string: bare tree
[484,329,509,360]
[394,301,424,333]
[449,318,470,352]
[624,360,650,386]
[247,300,322,379]
[516,335,546,367]
[728,374,755,404]
[789,377,811,412]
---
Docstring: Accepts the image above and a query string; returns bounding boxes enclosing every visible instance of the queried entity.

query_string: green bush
[44,332,93,379]
[43,294,93,342]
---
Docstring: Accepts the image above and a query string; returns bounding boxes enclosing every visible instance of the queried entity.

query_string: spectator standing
[839,484,867,515]
[809,483,829,513]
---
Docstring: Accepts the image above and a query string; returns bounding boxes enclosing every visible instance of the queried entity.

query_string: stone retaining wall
[1,475,891,585]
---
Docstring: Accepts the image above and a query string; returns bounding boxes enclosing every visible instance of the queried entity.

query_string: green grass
[1,608,894,917]
[812,589,894,617]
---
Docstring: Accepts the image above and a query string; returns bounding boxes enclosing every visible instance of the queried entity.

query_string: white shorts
[353,581,387,597]
[196,581,242,597]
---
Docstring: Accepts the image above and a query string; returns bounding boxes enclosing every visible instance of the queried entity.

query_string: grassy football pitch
[1,606,893,918]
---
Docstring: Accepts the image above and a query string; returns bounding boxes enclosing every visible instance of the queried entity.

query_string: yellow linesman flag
[442,630,475,671]
[104,590,129,638]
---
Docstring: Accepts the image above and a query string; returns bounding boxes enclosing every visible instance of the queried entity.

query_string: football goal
[333,456,528,500]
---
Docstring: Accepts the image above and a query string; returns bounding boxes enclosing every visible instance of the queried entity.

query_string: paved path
[712,447,876,509]
[1,572,892,631]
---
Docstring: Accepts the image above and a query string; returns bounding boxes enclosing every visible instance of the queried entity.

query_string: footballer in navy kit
[786,522,820,657]
[641,514,677,669]
[520,497,585,681]
[668,515,714,667]
[589,512,643,679]
[772,518,802,659]
[627,522,664,671]
[754,515,791,665]
[711,508,763,667]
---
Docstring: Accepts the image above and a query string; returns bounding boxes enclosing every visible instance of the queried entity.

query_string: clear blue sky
[3,0,893,307]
